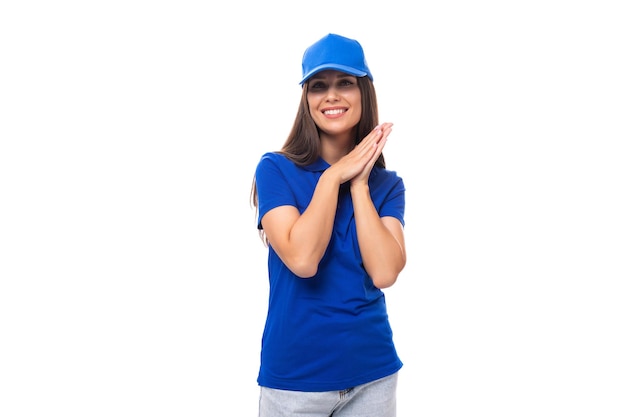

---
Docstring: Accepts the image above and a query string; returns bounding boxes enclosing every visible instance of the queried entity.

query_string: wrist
[350,181,370,194]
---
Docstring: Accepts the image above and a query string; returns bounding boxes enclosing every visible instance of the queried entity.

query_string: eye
[309,81,327,90]
[339,79,354,87]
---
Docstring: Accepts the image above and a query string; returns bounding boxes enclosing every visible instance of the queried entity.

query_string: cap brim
[300,64,368,85]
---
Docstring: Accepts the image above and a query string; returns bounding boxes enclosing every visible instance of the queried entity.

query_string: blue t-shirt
[255,152,405,392]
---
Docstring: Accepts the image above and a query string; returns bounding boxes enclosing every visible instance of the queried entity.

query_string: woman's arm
[261,171,341,278]
[352,183,406,289]
[350,122,406,288]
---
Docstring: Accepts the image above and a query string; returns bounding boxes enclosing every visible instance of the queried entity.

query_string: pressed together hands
[330,122,393,186]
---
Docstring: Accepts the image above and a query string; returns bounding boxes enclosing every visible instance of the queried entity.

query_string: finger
[359,126,382,147]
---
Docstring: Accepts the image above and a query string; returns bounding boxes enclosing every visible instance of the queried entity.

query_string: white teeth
[324,109,345,115]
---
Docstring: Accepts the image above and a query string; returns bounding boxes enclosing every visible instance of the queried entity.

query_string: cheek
[307,96,322,120]
[306,94,319,110]
[351,100,362,119]
[348,91,362,111]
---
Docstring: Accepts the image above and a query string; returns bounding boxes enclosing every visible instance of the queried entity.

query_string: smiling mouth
[323,109,346,115]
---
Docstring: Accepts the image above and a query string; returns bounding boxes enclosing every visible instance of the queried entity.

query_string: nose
[325,86,340,101]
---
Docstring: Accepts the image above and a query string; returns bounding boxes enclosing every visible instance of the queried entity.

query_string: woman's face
[306,70,362,138]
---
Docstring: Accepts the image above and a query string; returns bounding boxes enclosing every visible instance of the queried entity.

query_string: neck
[319,131,355,165]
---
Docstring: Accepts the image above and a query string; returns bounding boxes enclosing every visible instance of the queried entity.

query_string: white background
[1,1,625,416]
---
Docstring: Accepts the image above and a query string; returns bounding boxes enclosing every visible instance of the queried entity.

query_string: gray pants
[258,372,398,417]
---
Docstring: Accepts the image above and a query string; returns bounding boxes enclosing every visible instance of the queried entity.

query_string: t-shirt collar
[303,157,330,172]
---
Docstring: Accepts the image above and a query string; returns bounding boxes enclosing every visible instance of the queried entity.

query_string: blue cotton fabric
[255,152,404,392]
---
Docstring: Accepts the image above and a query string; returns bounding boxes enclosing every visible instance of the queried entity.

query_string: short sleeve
[254,153,298,229]
[378,173,406,227]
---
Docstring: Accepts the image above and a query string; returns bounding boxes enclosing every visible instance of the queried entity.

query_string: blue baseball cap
[300,33,373,85]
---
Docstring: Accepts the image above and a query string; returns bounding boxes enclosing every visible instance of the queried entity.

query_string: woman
[250,33,407,417]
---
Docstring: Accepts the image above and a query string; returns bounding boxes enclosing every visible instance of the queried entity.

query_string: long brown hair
[250,76,385,242]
